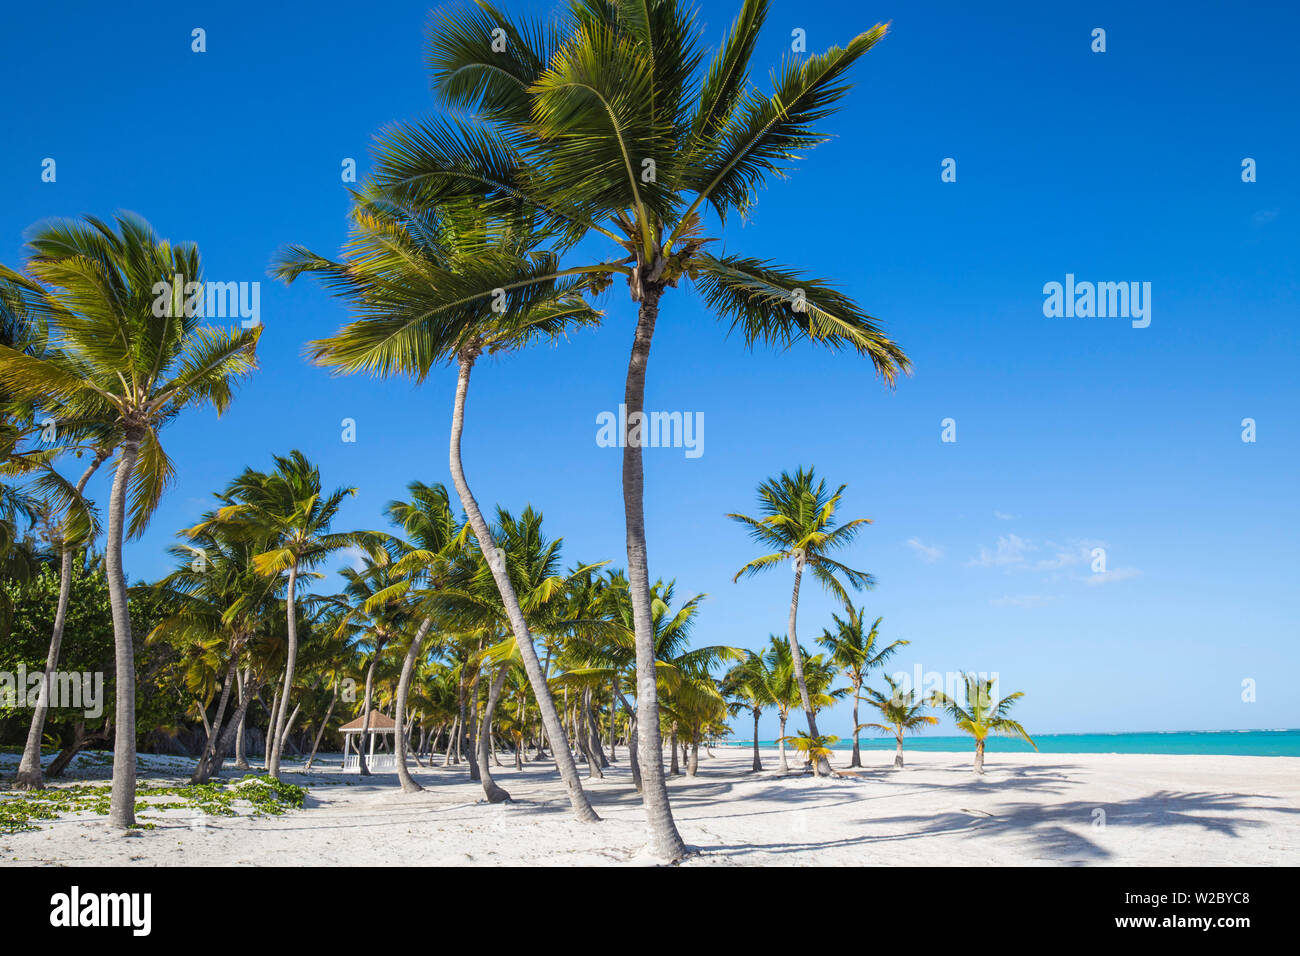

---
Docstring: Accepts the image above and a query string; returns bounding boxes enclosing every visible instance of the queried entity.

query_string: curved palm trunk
[751,709,763,772]
[786,565,831,776]
[234,668,251,769]
[621,291,689,860]
[105,434,141,829]
[305,680,337,771]
[358,654,378,776]
[190,651,240,783]
[267,563,299,779]
[476,665,511,803]
[894,731,905,769]
[15,453,106,790]
[974,739,985,774]
[448,349,597,823]
[394,619,432,793]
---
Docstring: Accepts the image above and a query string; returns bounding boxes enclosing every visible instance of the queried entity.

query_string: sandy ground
[3,746,1298,866]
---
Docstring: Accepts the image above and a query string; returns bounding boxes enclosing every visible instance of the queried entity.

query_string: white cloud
[993,510,1016,521]
[969,533,1035,568]
[1086,567,1142,587]
[906,537,943,563]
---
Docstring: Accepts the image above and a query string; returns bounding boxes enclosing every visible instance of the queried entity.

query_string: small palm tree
[721,650,775,772]
[729,467,874,773]
[818,606,908,768]
[930,674,1036,774]
[778,731,840,774]
[856,674,938,769]
[0,213,259,826]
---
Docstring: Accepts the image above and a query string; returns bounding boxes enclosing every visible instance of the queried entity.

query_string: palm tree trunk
[267,564,298,779]
[394,618,432,793]
[687,739,699,776]
[668,726,680,776]
[190,651,239,783]
[234,668,251,769]
[306,681,337,771]
[786,564,830,775]
[15,453,107,790]
[443,716,458,767]
[264,683,281,768]
[894,732,904,769]
[105,432,141,829]
[617,692,641,792]
[974,739,985,774]
[358,653,377,776]
[476,665,511,803]
[621,290,688,860]
[778,714,789,773]
[751,709,762,772]
[850,683,862,768]
[448,348,597,822]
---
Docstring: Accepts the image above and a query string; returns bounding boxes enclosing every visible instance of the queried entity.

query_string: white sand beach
[4,747,1298,866]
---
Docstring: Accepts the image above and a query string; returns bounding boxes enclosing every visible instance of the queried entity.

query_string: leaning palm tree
[274,192,605,823]
[192,450,363,779]
[817,606,907,768]
[930,674,1037,774]
[856,673,938,769]
[371,0,910,860]
[729,467,874,774]
[0,213,259,826]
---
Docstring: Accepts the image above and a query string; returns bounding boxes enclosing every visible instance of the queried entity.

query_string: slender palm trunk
[974,739,985,774]
[786,565,831,775]
[448,348,597,822]
[106,433,141,829]
[443,716,458,766]
[190,651,239,783]
[850,681,862,768]
[778,713,789,773]
[668,727,679,775]
[687,739,699,776]
[751,709,763,772]
[394,619,432,793]
[264,683,281,768]
[476,666,511,803]
[267,564,298,778]
[234,668,250,769]
[621,290,688,860]
[305,681,337,771]
[358,653,377,776]
[15,453,106,790]
[894,732,904,769]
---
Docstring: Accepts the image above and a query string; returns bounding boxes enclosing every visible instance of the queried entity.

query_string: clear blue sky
[2,1,1296,738]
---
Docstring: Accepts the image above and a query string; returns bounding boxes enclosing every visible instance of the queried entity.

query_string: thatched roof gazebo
[339,710,397,772]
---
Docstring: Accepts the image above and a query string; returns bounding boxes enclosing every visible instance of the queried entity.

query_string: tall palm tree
[0,213,259,826]
[371,0,910,859]
[729,467,873,774]
[274,193,605,823]
[857,674,937,769]
[193,450,363,779]
[817,606,907,768]
[931,674,1037,774]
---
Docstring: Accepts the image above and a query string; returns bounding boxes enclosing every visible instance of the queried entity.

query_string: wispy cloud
[969,533,1034,568]
[993,510,1016,521]
[906,537,944,563]
[1087,567,1142,586]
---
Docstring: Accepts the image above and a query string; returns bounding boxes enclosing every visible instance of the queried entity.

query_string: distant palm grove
[0,0,1032,861]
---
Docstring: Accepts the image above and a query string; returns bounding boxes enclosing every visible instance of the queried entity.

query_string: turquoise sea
[725,729,1300,757]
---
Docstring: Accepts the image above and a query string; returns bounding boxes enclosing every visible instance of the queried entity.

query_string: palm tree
[778,731,840,773]
[930,674,1037,774]
[856,674,937,769]
[721,650,775,772]
[275,193,604,823]
[371,0,910,860]
[194,450,363,779]
[0,213,259,826]
[817,606,907,768]
[729,467,874,774]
